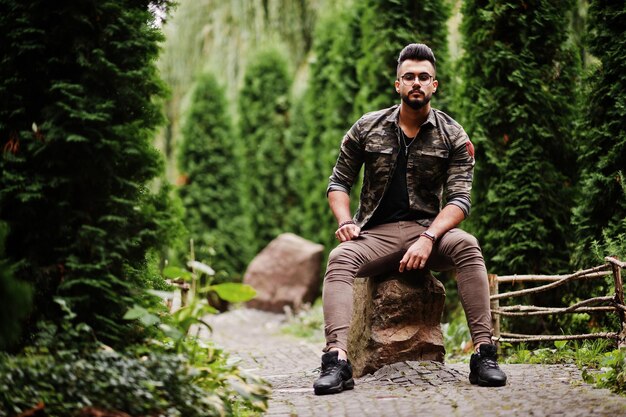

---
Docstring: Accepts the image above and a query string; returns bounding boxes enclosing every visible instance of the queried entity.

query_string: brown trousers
[322,221,492,353]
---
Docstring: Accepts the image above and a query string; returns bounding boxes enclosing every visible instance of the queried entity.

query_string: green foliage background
[0,0,180,347]
[158,0,625,292]
[292,1,362,253]
[0,222,32,351]
[155,1,626,364]
[178,72,250,279]
[354,0,452,115]
[293,0,452,260]
[459,0,579,275]
[2,0,626,406]
[571,1,626,267]
[237,48,298,254]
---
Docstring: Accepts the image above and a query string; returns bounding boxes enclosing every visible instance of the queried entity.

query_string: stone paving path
[204,308,626,417]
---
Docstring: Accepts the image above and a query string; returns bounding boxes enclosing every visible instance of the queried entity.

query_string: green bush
[504,339,613,368]
[460,0,579,275]
[0,282,267,417]
[583,348,626,395]
[0,346,267,417]
[293,1,362,255]
[238,48,295,255]
[0,350,214,417]
[571,1,626,268]
[442,312,472,361]
[0,222,32,351]
[178,72,250,280]
[0,0,178,348]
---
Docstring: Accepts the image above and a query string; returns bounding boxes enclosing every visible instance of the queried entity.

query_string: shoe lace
[480,356,500,369]
[320,362,342,377]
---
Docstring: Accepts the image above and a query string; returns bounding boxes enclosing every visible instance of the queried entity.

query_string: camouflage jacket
[327,105,475,229]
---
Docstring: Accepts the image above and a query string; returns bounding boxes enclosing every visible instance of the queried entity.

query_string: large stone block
[244,233,324,313]
[348,270,446,377]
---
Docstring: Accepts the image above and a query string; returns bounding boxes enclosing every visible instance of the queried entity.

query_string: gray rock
[348,271,446,377]
[244,233,324,313]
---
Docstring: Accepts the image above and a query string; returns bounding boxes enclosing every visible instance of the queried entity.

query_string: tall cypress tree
[0,0,175,346]
[460,0,579,274]
[238,48,294,254]
[354,0,452,115]
[572,1,626,267]
[294,2,362,252]
[178,72,250,279]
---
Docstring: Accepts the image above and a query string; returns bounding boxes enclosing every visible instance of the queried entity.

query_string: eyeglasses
[400,72,434,87]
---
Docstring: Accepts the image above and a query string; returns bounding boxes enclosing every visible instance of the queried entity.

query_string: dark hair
[397,43,436,77]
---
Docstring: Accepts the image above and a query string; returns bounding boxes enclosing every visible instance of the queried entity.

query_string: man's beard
[401,90,431,110]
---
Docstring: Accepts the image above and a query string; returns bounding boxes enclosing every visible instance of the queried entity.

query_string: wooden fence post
[608,258,626,348]
[488,273,500,346]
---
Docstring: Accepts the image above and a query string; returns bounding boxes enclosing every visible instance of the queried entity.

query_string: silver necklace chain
[401,129,416,156]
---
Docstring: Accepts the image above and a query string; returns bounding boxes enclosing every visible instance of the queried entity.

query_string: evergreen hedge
[238,48,295,255]
[294,2,362,252]
[460,0,579,275]
[0,222,32,351]
[354,0,451,115]
[178,72,249,279]
[572,1,626,267]
[0,0,177,347]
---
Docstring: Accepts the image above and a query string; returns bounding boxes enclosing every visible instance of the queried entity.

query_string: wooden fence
[489,256,626,348]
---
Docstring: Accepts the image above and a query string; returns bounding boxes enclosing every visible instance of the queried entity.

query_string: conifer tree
[238,48,294,254]
[0,222,32,351]
[178,72,250,278]
[572,1,626,267]
[354,0,452,115]
[294,2,362,251]
[460,0,579,274]
[0,0,176,346]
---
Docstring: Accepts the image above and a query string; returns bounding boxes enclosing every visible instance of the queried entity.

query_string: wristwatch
[421,230,437,242]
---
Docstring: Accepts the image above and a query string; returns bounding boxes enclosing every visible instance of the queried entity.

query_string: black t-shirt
[365,138,429,229]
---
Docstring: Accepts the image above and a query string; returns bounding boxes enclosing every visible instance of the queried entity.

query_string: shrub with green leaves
[0,222,32,351]
[583,348,626,395]
[504,339,613,368]
[0,0,178,347]
[293,1,362,254]
[571,1,626,268]
[0,281,267,417]
[178,72,250,280]
[459,0,579,275]
[0,343,267,417]
[238,48,295,255]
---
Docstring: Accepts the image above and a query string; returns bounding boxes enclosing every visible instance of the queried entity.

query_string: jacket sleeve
[327,120,364,196]
[444,128,474,217]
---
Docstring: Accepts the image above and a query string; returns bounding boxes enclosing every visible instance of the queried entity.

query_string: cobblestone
[203,308,626,417]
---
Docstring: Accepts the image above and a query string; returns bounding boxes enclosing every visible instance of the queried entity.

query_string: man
[313,43,507,395]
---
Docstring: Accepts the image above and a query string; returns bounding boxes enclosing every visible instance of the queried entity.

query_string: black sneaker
[313,351,355,395]
[469,344,507,387]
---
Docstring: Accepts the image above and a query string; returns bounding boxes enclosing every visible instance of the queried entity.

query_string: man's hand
[335,223,361,242]
[399,237,433,272]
